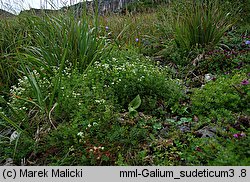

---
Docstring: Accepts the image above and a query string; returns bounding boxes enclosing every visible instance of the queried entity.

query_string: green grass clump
[0,15,34,91]
[99,11,161,49]
[173,0,234,50]
[10,11,108,123]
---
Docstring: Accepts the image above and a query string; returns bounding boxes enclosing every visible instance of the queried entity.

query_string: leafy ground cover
[0,0,249,166]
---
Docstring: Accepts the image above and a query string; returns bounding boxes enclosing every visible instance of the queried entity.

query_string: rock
[0,9,15,18]
[3,158,15,166]
[195,126,217,138]
[101,0,134,13]
[179,125,191,133]
[204,73,216,82]
[233,115,250,130]
[193,115,199,122]
[159,126,169,137]
[10,131,20,143]
[20,0,137,16]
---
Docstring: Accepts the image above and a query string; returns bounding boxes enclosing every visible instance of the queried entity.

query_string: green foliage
[182,128,250,166]
[182,137,225,165]
[85,49,184,114]
[173,0,234,50]
[99,11,161,50]
[2,47,184,165]
[126,0,168,13]
[191,73,249,115]
[4,11,108,124]
[0,132,34,165]
[208,128,250,165]
[198,30,250,74]
[225,0,250,24]
[0,1,249,166]
[0,15,34,91]
[31,108,166,165]
[21,12,107,75]
[128,94,142,117]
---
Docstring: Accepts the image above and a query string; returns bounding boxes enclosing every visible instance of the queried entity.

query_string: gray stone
[179,125,191,133]
[195,126,217,138]
[19,0,136,16]
[3,158,14,166]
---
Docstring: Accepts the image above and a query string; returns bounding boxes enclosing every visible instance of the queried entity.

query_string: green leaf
[0,112,24,133]
[128,107,135,113]
[180,117,192,123]
[166,118,176,123]
[128,94,141,110]
[149,134,156,141]
[128,107,138,117]
[153,123,162,130]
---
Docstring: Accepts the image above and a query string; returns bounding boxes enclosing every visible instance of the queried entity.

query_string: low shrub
[182,128,250,166]
[1,48,184,165]
[191,73,249,115]
[208,128,250,165]
[84,49,184,115]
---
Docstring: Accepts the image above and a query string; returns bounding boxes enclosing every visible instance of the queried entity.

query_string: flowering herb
[233,133,246,138]
[135,38,139,42]
[245,40,250,45]
[241,79,249,85]
[233,133,239,138]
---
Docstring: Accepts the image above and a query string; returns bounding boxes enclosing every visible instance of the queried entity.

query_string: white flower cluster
[95,99,106,104]
[9,69,52,111]
[89,56,170,88]
[72,91,81,98]
[89,146,104,152]
[85,122,98,130]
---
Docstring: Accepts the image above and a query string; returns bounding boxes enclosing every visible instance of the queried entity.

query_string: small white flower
[69,146,74,152]
[77,132,84,137]
[103,64,109,69]
[10,131,20,143]
[100,99,105,103]
[78,20,81,26]
[204,73,215,82]
[88,124,92,128]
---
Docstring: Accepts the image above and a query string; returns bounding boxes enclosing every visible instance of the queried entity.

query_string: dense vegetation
[0,0,249,166]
